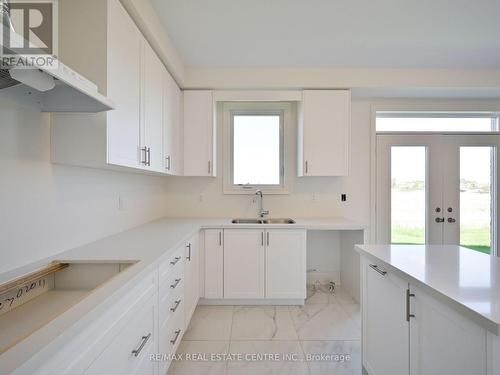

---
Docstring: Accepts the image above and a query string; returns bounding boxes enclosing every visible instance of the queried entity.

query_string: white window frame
[222,101,292,194]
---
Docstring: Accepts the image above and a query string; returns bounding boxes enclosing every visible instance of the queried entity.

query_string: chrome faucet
[255,190,269,218]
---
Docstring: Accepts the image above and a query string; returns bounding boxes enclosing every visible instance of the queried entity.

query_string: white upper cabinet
[163,70,183,175]
[183,90,216,177]
[298,90,351,176]
[142,42,164,172]
[105,0,142,169]
[51,0,182,176]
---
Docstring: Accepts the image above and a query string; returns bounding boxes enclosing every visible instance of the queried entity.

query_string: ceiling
[150,0,500,69]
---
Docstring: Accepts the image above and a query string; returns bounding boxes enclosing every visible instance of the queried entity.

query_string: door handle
[369,264,387,276]
[266,231,270,246]
[186,243,192,261]
[261,232,264,246]
[170,278,181,289]
[131,333,151,357]
[447,217,456,223]
[146,147,151,166]
[140,147,148,165]
[435,217,445,223]
[305,161,309,174]
[170,256,181,266]
[170,329,181,345]
[406,289,415,322]
[170,299,182,312]
[166,155,171,170]
[218,231,222,246]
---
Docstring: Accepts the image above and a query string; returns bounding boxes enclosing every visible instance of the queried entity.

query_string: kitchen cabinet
[362,257,409,375]
[163,69,183,175]
[220,229,306,300]
[183,90,216,177]
[184,234,200,323]
[158,246,185,375]
[361,256,488,375]
[265,229,306,299]
[51,0,181,175]
[141,42,164,172]
[409,285,486,375]
[223,229,265,299]
[84,294,157,375]
[297,90,350,176]
[204,229,224,299]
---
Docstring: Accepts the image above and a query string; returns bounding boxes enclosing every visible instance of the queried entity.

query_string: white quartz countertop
[1,216,365,373]
[355,244,500,335]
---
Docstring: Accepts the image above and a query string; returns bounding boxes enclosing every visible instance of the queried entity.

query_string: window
[376,112,499,133]
[223,102,290,194]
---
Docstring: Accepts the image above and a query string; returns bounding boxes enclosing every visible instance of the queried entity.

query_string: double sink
[231,218,296,224]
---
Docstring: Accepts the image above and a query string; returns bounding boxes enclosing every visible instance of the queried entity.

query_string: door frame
[369,102,500,257]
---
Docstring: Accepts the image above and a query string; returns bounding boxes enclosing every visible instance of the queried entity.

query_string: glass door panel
[391,146,427,244]
[459,147,494,254]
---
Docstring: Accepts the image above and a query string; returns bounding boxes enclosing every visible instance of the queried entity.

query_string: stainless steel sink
[231,218,295,224]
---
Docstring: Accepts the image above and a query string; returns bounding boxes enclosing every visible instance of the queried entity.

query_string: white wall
[0,100,170,273]
[161,100,372,222]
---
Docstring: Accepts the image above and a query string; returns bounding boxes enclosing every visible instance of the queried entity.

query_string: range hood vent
[0,23,114,112]
[0,68,19,89]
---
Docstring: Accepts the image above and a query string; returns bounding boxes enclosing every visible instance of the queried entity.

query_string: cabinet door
[142,42,164,172]
[163,70,182,175]
[224,229,265,299]
[184,235,200,323]
[204,229,224,299]
[409,286,486,375]
[183,90,215,176]
[265,229,306,299]
[298,90,350,176]
[106,0,142,169]
[84,295,157,375]
[362,258,409,375]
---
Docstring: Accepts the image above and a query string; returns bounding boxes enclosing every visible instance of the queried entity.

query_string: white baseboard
[198,298,305,306]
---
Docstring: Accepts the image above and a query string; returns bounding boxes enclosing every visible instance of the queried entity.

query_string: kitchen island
[355,244,500,375]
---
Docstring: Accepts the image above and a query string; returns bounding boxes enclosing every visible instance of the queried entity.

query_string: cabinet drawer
[159,247,184,281]
[159,301,184,360]
[159,277,184,325]
[84,294,157,375]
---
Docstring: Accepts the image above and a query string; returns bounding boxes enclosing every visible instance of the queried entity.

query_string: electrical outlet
[341,193,347,202]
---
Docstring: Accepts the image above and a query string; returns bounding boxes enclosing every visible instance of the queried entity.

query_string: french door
[377,134,500,255]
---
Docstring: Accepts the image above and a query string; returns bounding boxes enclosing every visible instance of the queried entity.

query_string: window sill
[223,186,290,195]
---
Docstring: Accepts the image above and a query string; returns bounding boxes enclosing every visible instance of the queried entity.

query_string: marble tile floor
[167,287,361,375]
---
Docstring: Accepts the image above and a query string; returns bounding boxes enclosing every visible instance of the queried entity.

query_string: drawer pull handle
[369,264,387,276]
[170,278,181,289]
[170,329,181,345]
[131,333,151,357]
[170,256,181,266]
[170,299,182,312]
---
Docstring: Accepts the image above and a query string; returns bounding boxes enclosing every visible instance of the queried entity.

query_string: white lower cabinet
[205,228,306,300]
[224,229,265,299]
[362,257,409,375]
[158,246,186,375]
[84,294,157,375]
[409,286,486,375]
[184,234,200,324]
[204,229,224,299]
[361,256,489,375]
[265,229,306,299]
